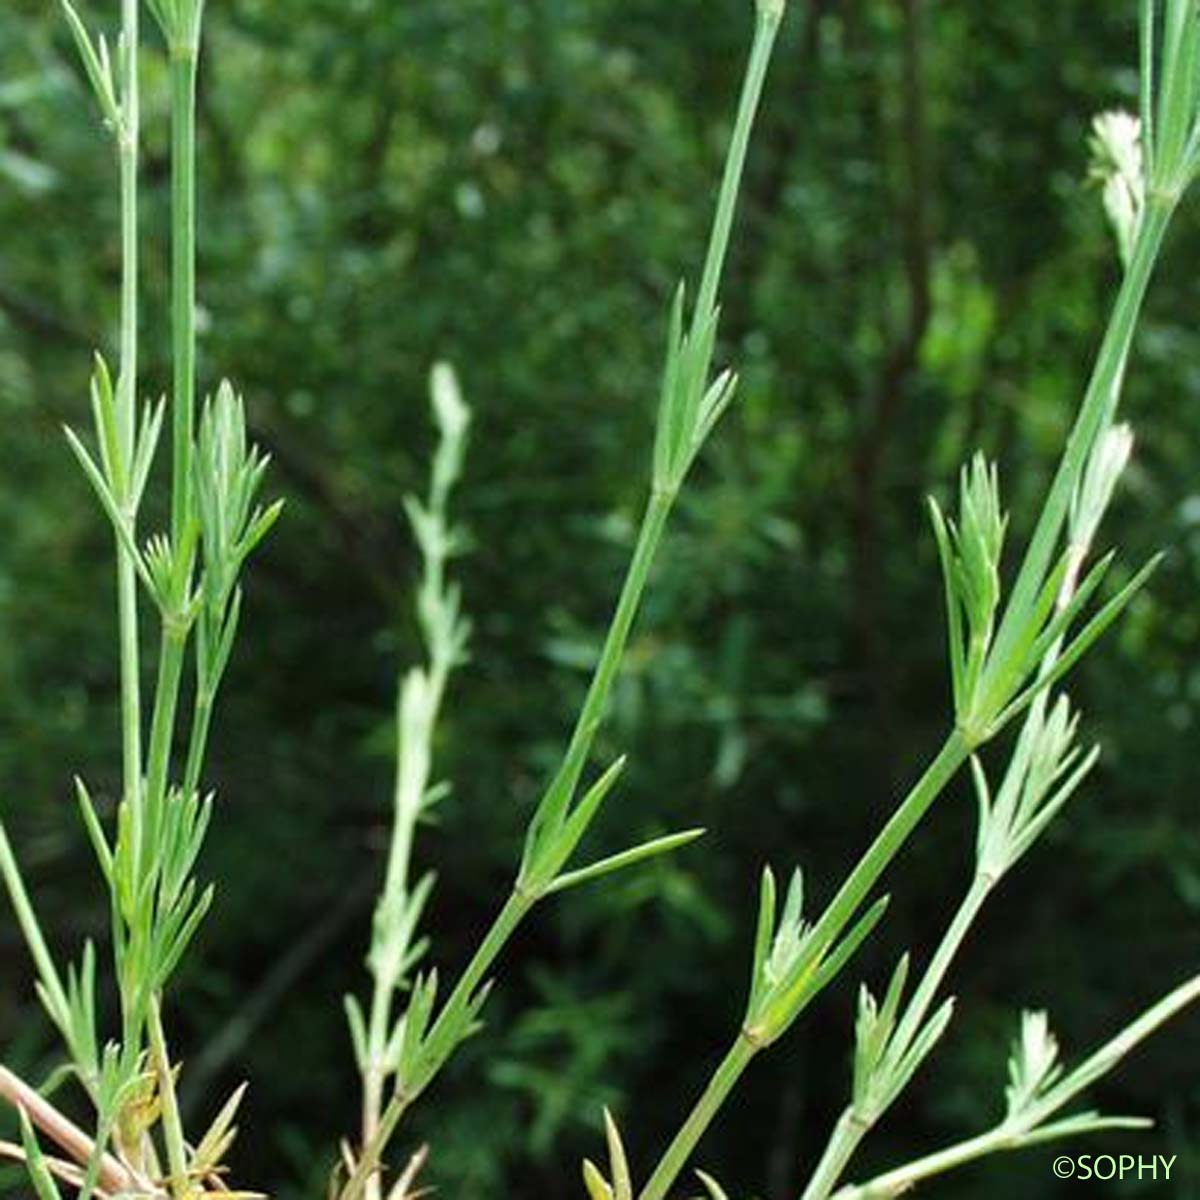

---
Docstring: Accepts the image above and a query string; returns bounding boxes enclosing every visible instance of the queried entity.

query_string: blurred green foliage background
[2,0,1200,1196]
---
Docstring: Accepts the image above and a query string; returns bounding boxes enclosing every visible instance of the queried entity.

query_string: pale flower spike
[1070,422,1134,560]
[1089,111,1145,266]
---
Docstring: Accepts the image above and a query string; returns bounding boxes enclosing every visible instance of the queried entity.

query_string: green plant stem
[802,1110,867,1200]
[638,1033,760,1200]
[169,45,198,544]
[116,0,142,831]
[534,487,675,839]
[893,873,990,1054]
[381,657,449,913]
[799,732,969,977]
[181,686,212,798]
[117,558,142,801]
[147,996,188,1199]
[344,892,533,1200]
[805,161,1166,1200]
[343,1095,414,1200]
[0,826,68,1026]
[0,1065,139,1196]
[352,403,678,1200]
[361,653,452,1200]
[801,875,993,1200]
[422,887,533,1072]
[693,7,782,328]
[145,626,188,813]
[356,13,781,1191]
[834,1125,1014,1200]
[988,198,1172,672]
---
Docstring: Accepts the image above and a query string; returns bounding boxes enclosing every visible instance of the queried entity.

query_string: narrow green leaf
[694,1169,731,1200]
[970,756,992,860]
[928,497,964,711]
[999,553,1162,728]
[1016,1113,1151,1147]
[64,426,151,589]
[879,954,910,1034]
[58,0,119,129]
[73,777,112,883]
[344,995,367,1070]
[603,1109,632,1200]
[887,997,955,1108]
[0,821,70,1028]
[748,865,777,1011]
[1024,550,1115,669]
[130,396,166,508]
[526,755,627,886]
[545,828,704,894]
[583,1160,615,1200]
[18,1108,64,1200]
[810,895,891,997]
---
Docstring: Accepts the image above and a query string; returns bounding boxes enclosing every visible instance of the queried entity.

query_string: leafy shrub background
[2,0,1200,1196]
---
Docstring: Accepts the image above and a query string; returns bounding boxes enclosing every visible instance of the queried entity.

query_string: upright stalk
[802,1111,867,1200]
[182,686,213,797]
[889,874,990,1056]
[147,997,189,1199]
[145,627,188,810]
[989,198,1171,669]
[801,875,993,1200]
[801,732,969,968]
[638,1034,760,1200]
[116,0,142,845]
[112,0,147,1054]
[349,9,785,1195]
[342,890,534,1200]
[693,9,780,327]
[169,43,198,543]
[541,488,674,806]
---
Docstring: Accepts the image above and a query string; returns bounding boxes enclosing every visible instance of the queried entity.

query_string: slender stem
[381,655,449,910]
[359,422,463,1199]
[116,0,143,842]
[111,0,149,1089]
[342,1095,415,1200]
[360,1069,385,1200]
[422,888,534,1062]
[360,657,449,1200]
[802,732,969,965]
[0,827,68,1025]
[0,1066,144,1197]
[802,1110,865,1200]
[144,627,188,812]
[117,558,142,805]
[693,9,782,329]
[988,199,1172,673]
[833,1126,1011,1200]
[169,46,198,544]
[147,998,188,1199]
[343,889,535,1200]
[801,875,993,1200]
[638,1033,760,1200]
[533,488,675,841]
[181,688,213,798]
[892,874,990,1055]
[569,489,672,759]
[355,12,783,1195]
[816,168,1176,1200]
